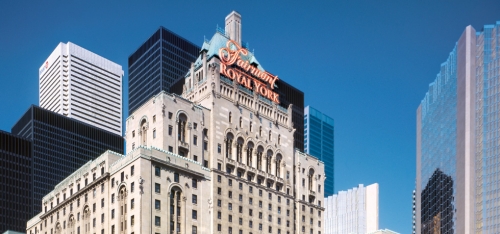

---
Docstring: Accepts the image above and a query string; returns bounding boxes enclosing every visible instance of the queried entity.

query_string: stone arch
[139,116,149,146]
[275,153,283,177]
[236,137,245,162]
[224,132,235,159]
[256,145,264,170]
[308,168,315,191]
[265,149,274,173]
[177,111,189,142]
[245,140,255,166]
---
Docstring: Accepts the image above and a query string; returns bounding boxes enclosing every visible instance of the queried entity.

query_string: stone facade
[26,11,325,234]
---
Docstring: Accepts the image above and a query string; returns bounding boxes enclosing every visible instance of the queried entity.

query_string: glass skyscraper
[416,21,500,233]
[128,27,200,114]
[11,105,124,215]
[304,106,334,196]
[0,131,32,232]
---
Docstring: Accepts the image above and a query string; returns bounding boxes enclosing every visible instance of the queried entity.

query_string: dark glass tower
[0,131,32,232]
[304,106,334,196]
[11,105,124,215]
[276,79,305,152]
[128,27,200,114]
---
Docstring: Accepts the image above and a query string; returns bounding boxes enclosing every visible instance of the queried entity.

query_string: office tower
[324,183,379,234]
[0,131,31,233]
[39,42,123,135]
[412,189,416,234]
[128,27,200,114]
[416,21,500,233]
[11,105,124,216]
[304,106,334,196]
[27,12,326,234]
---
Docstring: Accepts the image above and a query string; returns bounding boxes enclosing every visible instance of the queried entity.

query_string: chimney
[225,11,242,45]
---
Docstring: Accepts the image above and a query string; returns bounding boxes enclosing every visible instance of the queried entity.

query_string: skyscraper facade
[11,105,124,215]
[128,27,200,114]
[39,42,124,135]
[0,131,32,233]
[305,106,334,196]
[324,183,379,234]
[416,21,500,233]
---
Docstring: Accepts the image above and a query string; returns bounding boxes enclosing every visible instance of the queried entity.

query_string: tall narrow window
[229,112,232,123]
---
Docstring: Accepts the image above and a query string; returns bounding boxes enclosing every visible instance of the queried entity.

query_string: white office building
[39,42,123,135]
[325,183,379,234]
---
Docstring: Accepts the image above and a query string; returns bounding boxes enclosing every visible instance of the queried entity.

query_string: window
[249,198,253,205]
[193,135,197,145]
[217,144,221,153]
[259,223,262,230]
[268,204,272,211]
[168,125,173,136]
[259,212,262,219]
[217,224,221,231]
[239,194,243,201]
[249,186,253,193]
[239,206,243,213]
[217,211,221,219]
[92,203,96,212]
[155,200,161,210]
[239,218,243,225]
[77,184,80,191]
[278,207,281,214]
[217,187,222,195]
[132,143,135,150]
[249,209,253,216]
[101,213,104,223]
[111,194,115,203]
[193,155,198,162]
[155,166,160,176]
[101,199,104,208]
[155,183,160,193]
[153,115,156,123]
[217,199,221,207]
[111,209,115,219]
[168,146,173,152]
[269,193,272,200]
[229,191,233,198]
[228,203,232,210]
[101,184,104,193]
[132,131,135,138]
[131,199,135,209]
[287,210,290,216]
[168,112,173,119]
[239,182,243,190]
[229,215,233,222]
[203,141,208,150]
[192,226,197,234]
[193,123,197,129]
[192,210,197,219]
[229,112,232,122]
[85,178,88,186]
[93,218,96,227]
[249,220,253,228]
[217,175,221,183]
[131,215,135,226]
[155,216,160,226]
[192,194,197,204]
[229,179,232,186]
[153,129,156,139]
[192,179,197,188]
[259,201,262,208]
[259,190,262,196]
[111,178,115,187]
[174,173,179,182]
[131,182,135,193]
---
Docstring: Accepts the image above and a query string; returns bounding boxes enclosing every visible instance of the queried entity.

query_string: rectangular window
[217,175,221,183]
[203,141,208,150]
[153,129,156,138]
[155,166,161,176]
[155,200,161,210]
[192,194,197,204]
[111,209,115,219]
[168,125,173,136]
[155,216,160,226]
[228,203,232,210]
[131,199,135,209]
[193,135,197,145]
[131,166,135,176]
[192,210,197,219]
[218,187,222,195]
[155,183,160,193]
[192,179,197,188]
[192,226,197,234]
[217,144,221,153]
[218,211,221,219]
[217,199,221,207]
[131,182,135,193]
[229,179,232,186]
[131,215,135,226]
[101,199,104,208]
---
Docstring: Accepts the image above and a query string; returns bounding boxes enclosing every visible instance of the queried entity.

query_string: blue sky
[0,1,499,233]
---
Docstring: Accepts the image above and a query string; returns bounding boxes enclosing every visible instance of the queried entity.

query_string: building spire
[225,11,242,45]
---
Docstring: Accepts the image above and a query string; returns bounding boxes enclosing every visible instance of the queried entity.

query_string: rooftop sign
[219,40,280,104]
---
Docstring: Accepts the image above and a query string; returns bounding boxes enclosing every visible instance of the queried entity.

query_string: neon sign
[219,40,280,104]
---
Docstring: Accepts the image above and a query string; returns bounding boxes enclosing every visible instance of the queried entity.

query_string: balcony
[236,161,247,170]
[178,140,189,150]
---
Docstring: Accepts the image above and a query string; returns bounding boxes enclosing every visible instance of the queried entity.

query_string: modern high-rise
[324,183,379,234]
[416,21,500,233]
[127,27,200,114]
[0,131,32,233]
[27,12,326,234]
[39,42,123,135]
[11,105,124,216]
[304,106,334,196]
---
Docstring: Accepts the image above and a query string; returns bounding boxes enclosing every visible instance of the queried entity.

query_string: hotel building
[324,183,379,234]
[27,11,325,234]
[416,21,500,233]
[39,42,124,135]
[304,106,334,196]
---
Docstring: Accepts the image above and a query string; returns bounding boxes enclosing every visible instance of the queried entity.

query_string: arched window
[256,146,264,170]
[236,137,244,163]
[178,114,187,142]
[266,150,273,173]
[140,119,148,146]
[308,169,315,191]
[170,187,183,233]
[225,133,234,159]
[275,154,282,177]
[246,142,254,166]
